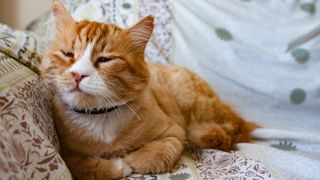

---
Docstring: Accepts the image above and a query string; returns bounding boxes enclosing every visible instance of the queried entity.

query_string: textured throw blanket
[171,1,320,179]
[238,129,320,179]
[172,0,320,132]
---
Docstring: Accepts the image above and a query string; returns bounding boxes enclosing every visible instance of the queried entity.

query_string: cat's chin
[60,90,127,110]
[65,84,101,98]
[70,87,89,95]
[61,91,105,109]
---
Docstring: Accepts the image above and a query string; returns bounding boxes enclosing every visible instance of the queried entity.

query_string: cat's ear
[127,15,154,50]
[52,0,75,32]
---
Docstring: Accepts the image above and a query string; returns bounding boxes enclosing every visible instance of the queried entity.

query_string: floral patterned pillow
[0,24,72,180]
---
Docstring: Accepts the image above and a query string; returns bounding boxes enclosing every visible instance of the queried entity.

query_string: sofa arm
[0,51,72,180]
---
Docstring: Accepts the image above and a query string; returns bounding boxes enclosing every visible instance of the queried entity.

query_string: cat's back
[148,62,195,93]
[149,63,194,86]
[148,62,218,113]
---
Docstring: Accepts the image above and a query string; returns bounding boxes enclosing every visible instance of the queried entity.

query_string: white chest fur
[68,106,131,143]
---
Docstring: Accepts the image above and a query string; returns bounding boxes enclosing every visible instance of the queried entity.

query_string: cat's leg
[63,152,132,180]
[166,67,257,151]
[124,136,184,174]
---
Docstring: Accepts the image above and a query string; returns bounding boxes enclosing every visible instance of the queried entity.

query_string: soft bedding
[1,0,319,179]
[0,2,273,180]
[170,1,320,179]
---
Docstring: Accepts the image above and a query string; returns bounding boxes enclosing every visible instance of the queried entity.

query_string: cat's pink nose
[72,72,88,83]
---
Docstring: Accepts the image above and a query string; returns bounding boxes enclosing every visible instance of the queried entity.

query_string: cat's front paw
[111,158,133,177]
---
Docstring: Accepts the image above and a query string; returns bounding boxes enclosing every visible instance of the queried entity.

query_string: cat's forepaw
[112,158,133,177]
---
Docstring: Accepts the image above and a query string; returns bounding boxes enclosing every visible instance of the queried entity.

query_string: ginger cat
[40,1,257,179]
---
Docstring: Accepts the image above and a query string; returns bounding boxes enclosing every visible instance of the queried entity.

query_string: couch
[1,0,319,179]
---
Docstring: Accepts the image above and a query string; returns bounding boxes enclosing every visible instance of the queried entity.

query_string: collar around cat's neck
[73,106,118,115]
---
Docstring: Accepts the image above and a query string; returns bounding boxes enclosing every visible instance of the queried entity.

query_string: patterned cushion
[0,24,42,73]
[0,52,72,180]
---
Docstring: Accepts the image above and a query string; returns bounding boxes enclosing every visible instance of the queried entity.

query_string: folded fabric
[237,128,320,180]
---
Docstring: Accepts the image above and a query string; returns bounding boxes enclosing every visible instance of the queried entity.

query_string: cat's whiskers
[102,82,141,121]
[93,91,117,114]
[106,90,139,119]
[80,81,123,122]
[99,93,121,123]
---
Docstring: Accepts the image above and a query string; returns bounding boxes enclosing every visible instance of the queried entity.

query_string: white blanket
[171,0,320,179]
[238,129,320,179]
[172,0,320,132]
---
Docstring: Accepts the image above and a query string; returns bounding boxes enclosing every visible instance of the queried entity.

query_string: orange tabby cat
[40,1,257,179]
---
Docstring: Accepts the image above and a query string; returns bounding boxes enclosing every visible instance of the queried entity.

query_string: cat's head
[41,1,153,109]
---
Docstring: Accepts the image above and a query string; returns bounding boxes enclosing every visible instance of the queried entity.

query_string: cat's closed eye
[61,50,74,58]
[97,57,114,63]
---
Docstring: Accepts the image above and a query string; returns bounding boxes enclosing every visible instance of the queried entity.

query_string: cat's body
[41,1,256,179]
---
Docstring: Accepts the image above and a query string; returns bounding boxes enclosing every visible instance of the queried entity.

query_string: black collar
[73,106,118,115]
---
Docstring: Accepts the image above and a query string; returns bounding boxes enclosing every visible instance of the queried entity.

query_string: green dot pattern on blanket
[271,141,297,151]
[291,48,310,64]
[215,28,233,41]
[300,3,316,15]
[122,3,132,9]
[290,88,306,105]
